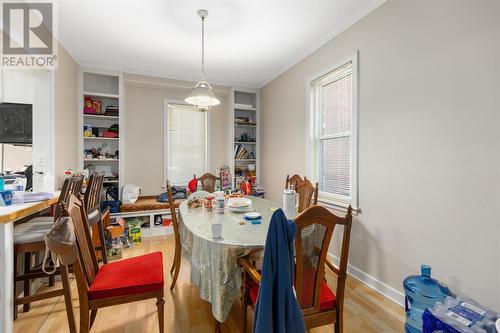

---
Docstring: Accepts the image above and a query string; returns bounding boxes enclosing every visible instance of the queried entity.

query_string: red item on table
[188,176,198,193]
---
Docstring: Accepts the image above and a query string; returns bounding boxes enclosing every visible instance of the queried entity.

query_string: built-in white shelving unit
[78,70,124,192]
[230,88,259,190]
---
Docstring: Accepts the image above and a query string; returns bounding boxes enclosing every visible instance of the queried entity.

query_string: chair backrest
[285,174,303,190]
[294,205,352,315]
[55,176,83,220]
[198,173,218,193]
[84,173,104,214]
[166,182,180,242]
[296,179,319,213]
[68,195,100,292]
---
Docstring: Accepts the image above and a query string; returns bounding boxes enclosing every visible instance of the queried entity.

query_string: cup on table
[211,223,222,239]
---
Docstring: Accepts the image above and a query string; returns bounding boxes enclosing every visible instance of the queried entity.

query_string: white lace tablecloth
[178,197,279,322]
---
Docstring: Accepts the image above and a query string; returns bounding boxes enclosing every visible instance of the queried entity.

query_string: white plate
[227,197,252,208]
[228,205,253,213]
[243,212,262,220]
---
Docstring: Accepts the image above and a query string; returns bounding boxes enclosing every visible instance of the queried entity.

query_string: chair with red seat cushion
[239,205,353,333]
[68,195,164,333]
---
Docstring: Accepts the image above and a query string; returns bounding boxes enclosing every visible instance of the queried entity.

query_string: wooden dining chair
[68,195,165,333]
[198,172,219,193]
[239,205,353,333]
[285,174,303,190]
[13,176,82,320]
[83,173,108,263]
[296,178,319,213]
[166,181,182,290]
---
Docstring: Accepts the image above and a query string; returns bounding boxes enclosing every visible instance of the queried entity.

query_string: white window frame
[306,51,359,210]
[163,99,210,186]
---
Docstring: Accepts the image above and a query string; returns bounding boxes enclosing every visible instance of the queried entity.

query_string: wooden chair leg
[79,302,90,333]
[170,240,178,274]
[169,255,175,274]
[48,275,55,287]
[23,252,31,313]
[89,309,98,329]
[335,312,343,333]
[13,252,18,320]
[156,295,165,333]
[170,246,181,290]
[60,265,76,333]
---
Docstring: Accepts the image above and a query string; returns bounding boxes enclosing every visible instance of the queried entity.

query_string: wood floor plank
[14,235,404,332]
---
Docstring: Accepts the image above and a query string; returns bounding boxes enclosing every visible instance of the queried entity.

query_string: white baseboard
[328,253,405,307]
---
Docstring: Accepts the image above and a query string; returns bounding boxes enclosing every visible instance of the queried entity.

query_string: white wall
[54,45,79,188]
[123,74,230,195]
[260,0,500,309]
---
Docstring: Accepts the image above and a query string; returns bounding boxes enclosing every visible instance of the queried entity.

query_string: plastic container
[422,296,500,333]
[0,176,4,192]
[0,190,13,206]
[11,191,25,205]
[404,265,452,333]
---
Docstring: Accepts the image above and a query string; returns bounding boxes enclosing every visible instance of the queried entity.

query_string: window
[165,103,207,185]
[309,52,358,209]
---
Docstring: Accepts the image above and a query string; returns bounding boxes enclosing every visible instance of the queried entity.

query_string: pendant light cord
[201,16,206,80]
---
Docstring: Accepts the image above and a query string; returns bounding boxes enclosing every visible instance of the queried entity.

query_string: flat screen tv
[0,103,32,144]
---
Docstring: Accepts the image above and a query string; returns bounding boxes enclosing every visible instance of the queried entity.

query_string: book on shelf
[234,144,257,160]
[234,144,248,159]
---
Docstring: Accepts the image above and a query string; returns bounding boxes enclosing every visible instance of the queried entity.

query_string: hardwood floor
[13,235,404,332]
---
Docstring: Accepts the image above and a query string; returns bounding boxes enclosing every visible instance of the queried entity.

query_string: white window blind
[167,103,207,185]
[309,53,358,208]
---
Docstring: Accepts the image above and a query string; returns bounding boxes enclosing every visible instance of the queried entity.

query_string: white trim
[75,2,385,89]
[259,0,385,87]
[327,253,405,307]
[306,51,359,210]
[123,76,231,96]
[79,60,254,90]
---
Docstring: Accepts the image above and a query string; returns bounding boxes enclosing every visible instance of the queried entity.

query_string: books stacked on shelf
[105,105,119,116]
[234,144,256,160]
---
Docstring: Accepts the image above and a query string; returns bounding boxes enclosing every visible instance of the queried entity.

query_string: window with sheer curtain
[166,103,207,185]
[309,52,358,208]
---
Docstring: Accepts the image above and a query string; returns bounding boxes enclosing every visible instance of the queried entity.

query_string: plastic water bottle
[404,265,451,333]
[424,296,500,333]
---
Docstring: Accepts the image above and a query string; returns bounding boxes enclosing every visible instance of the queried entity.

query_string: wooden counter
[0,194,59,223]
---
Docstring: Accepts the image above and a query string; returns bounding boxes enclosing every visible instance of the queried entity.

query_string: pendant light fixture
[185,9,220,112]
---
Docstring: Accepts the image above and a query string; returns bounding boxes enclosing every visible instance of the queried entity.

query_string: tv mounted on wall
[0,103,32,145]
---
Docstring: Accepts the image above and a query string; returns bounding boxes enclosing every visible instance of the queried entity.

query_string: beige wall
[54,45,79,188]
[123,74,230,195]
[260,0,500,309]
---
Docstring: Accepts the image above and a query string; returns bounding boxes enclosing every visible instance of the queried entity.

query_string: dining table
[0,192,59,333]
[178,196,280,328]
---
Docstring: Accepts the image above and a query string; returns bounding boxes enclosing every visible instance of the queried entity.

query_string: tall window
[309,52,358,208]
[166,103,207,185]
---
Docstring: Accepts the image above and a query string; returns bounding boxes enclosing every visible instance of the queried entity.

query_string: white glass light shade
[185,80,221,112]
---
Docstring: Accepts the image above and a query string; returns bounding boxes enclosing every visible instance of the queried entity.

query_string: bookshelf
[79,70,124,192]
[231,89,259,190]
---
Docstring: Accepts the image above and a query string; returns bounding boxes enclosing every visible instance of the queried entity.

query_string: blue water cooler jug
[403,265,451,333]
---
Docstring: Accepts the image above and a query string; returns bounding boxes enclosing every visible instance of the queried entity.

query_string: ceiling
[58,0,384,88]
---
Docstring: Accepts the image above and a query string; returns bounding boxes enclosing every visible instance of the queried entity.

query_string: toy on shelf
[84,96,102,114]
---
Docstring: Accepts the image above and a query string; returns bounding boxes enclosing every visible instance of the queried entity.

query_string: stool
[13,222,56,318]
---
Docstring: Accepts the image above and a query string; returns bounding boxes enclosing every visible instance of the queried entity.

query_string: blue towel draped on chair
[252,208,306,333]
